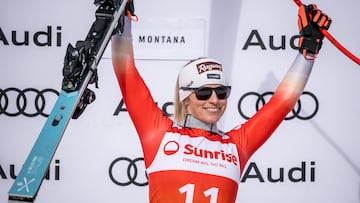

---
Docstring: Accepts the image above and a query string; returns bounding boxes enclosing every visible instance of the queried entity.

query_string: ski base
[8,90,80,201]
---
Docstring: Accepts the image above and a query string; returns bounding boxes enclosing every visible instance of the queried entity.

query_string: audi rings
[0,87,59,117]
[238,91,319,120]
[109,157,148,186]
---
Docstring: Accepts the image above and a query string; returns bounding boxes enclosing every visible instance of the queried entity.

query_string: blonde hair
[173,77,187,122]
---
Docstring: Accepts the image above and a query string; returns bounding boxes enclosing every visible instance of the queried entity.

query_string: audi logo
[0,87,59,117]
[109,157,148,186]
[238,91,319,120]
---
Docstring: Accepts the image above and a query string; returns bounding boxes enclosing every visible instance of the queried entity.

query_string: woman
[112,4,331,203]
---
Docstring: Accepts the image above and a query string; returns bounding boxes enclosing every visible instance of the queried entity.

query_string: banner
[1,0,359,202]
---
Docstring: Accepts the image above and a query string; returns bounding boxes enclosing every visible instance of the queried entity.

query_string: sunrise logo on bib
[163,140,180,155]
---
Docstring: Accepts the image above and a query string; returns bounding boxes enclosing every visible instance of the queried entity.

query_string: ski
[8,0,133,202]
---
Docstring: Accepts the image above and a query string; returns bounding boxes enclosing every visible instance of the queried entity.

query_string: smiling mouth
[204,107,221,112]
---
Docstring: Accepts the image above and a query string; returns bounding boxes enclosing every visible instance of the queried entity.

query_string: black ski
[8,0,134,202]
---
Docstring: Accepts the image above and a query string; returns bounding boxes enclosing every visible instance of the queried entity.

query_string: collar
[178,114,220,134]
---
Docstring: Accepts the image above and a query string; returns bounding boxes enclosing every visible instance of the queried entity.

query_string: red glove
[298,4,332,58]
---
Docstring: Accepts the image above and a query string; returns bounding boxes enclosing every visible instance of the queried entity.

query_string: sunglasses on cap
[180,86,231,100]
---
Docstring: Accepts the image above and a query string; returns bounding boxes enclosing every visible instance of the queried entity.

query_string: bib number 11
[178,184,219,203]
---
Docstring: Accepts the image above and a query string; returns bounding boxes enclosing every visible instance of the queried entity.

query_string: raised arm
[233,4,332,171]
[111,18,173,167]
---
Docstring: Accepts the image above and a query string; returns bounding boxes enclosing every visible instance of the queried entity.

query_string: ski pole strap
[294,0,360,65]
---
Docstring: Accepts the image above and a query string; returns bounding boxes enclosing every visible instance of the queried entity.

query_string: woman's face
[183,84,227,124]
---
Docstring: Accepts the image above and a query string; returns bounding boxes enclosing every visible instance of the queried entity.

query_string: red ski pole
[294,0,360,65]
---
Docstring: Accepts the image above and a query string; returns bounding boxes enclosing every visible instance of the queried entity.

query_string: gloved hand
[298,4,332,58]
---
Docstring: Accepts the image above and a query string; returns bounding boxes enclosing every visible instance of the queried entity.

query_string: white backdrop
[1,0,360,202]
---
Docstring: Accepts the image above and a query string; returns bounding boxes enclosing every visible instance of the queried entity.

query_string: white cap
[178,57,229,102]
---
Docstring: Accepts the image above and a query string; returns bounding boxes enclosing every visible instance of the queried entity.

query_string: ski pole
[294,0,360,65]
